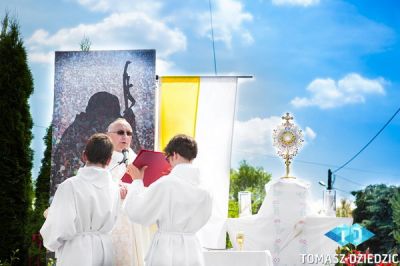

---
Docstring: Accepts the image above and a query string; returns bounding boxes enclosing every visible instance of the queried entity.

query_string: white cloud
[304,126,316,140]
[233,116,316,156]
[28,51,54,65]
[198,0,253,47]
[27,11,186,64]
[74,0,162,14]
[241,31,255,45]
[156,58,176,76]
[291,73,386,109]
[233,116,281,155]
[272,0,319,7]
[339,73,385,94]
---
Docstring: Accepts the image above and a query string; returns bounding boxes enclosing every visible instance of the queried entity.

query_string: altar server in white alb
[124,134,212,266]
[107,118,151,266]
[40,133,120,265]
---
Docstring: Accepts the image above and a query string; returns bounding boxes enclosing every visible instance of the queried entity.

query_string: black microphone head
[121,149,129,166]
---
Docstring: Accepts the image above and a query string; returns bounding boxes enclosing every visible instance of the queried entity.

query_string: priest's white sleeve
[123,179,166,226]
[40,180,77,252]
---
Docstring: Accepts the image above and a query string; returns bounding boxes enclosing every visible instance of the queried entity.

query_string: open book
[121,150,171,186]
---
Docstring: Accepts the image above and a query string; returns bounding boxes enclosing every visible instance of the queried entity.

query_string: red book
[121,150,171,187]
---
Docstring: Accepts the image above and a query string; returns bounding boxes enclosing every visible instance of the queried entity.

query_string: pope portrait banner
[51,50,156,195]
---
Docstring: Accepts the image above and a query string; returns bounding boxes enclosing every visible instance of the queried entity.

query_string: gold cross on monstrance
[282,113,293,125]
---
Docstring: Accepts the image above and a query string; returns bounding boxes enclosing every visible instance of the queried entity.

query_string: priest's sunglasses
[110,130,133,136]
[165,153,172,163]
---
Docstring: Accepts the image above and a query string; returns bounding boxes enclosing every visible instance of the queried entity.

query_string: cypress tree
[0,13,34,264]
[27,126,52,264]
[32,126,51,230]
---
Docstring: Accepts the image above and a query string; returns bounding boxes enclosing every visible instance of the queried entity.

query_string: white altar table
[203,250,273,266]
[226,178,353,265]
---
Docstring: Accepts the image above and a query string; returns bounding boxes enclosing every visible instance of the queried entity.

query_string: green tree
[32,126,52,229]
[352,184,398,253]
[0,13,34,264]
[226,161,272,248]
[336,198,353,218]
[390,188,400,248]
[229,160,272,215]
[79,35,91,51]
[27,126,52,264]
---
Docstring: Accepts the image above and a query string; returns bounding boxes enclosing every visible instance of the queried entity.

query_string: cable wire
[333,106,400,174]
[334,174,364,187]
[233,149,400,177]
[333,187,353,195]
[208,0,217,75]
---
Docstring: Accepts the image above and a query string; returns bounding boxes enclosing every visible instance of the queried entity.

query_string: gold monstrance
[272,113,304,178]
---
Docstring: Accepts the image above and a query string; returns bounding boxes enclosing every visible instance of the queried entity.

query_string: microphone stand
[110,156,128,170]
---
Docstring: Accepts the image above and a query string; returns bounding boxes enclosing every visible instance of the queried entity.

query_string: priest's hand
[126,164,147,180]
[119,184,128,200]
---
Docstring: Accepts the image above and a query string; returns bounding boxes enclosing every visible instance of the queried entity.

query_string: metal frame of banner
[156,75,253,80]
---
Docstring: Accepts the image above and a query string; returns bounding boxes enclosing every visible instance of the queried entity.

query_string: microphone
[111,149,129,171]
[121,149,129,167]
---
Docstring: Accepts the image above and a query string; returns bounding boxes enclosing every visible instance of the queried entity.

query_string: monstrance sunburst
[272,113,304,178]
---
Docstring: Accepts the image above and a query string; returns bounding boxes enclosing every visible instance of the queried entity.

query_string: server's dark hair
[84,133,113,165]
[164,134,198,161]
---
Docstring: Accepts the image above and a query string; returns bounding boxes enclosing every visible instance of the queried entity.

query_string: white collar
[169,163,200,186]
[77,166,112,188]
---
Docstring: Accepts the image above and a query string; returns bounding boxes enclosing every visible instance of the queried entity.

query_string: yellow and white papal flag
[158,76,239,248]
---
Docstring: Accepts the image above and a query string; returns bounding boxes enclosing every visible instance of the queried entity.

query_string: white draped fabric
[40,166,120,266]
[227,178,353,266]
[194,77,238,249]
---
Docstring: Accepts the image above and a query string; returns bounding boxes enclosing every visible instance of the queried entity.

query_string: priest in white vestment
[40,133,120,266]
[124,134,213,266]
[107,118,151,266]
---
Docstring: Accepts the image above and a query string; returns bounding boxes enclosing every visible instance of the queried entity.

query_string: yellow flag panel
[159,77,200,150]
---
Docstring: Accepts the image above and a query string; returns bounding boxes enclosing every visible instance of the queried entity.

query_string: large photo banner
[51,50,156,195]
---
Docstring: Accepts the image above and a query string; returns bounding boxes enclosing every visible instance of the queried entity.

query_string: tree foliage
[32,126,52,230]
[352,184,398,253]
[229,160,272,215]
[27,126,52,264]
[336,198,353,218]
[390,188,400,247]
[79,35,91,52]
[226,161,272,248]
[0,13,34,264]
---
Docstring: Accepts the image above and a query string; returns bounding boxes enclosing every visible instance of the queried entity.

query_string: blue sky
[2,0,399,207]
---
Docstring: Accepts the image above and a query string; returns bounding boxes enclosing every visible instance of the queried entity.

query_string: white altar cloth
[203,250,273,266]
[227,178,353,265]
